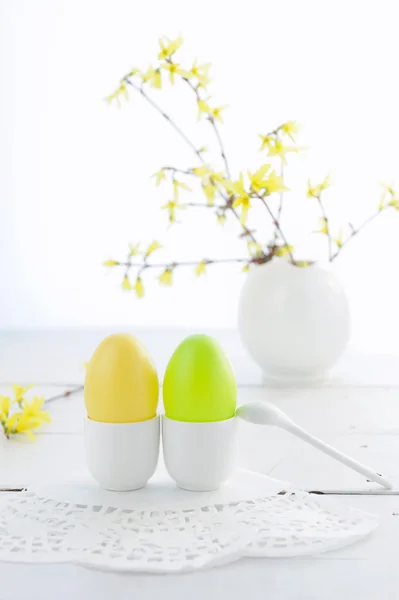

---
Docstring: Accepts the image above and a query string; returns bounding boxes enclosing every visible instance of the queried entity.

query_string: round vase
[238,259,350,381]
[162,416,237,491]
[85,416,160,491]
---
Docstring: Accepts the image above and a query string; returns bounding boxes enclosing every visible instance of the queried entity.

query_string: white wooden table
[1,329,399,599]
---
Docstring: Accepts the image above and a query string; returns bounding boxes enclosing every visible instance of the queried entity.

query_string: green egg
[163,334,237,422]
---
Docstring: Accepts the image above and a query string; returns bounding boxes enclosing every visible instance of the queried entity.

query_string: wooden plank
[267,434,399,491]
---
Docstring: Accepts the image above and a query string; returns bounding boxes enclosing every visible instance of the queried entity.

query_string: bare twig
[121,257,250,269]
[45,385,84,404]
[253,191,295,264]
[330,210,382,262]
[180,73,231,178]
[208,116,231,178]
[125,78,203,162]
[317,193,333,261]
[277,162,285,222]
[125,75,264,254]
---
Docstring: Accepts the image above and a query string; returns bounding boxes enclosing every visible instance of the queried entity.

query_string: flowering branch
[0,385,51,440]
[124,74,263,252]
[103,35,398,296]
[330,208,388,262]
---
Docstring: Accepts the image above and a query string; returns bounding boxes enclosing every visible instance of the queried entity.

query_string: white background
[1,0,399,354]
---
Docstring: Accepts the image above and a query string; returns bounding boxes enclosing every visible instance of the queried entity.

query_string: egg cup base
[162,415,237,492]
[85,415,160,492]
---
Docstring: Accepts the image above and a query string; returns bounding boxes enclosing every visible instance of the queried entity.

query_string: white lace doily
[0,470,378,573]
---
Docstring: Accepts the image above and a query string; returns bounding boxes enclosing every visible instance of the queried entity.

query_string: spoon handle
[284,420,392,489]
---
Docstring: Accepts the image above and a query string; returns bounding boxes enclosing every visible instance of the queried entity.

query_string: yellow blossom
[296,260,311,268]
[314,217,329,235]
[128,242,140,256]
[153,169,166,186]
[192,165,211,178]
[222,174,251,224]
[381,182,395,196]
[14,412,48,440]
[280,120,300,142]
[242,264,251,273]
[380,184,399,210]
[12,384,34,404]
[217,213,226,225]
[263,170,289,194]
[189,60,211,87]
[197,99,227,122]
[388,198,399,211]
[208,104,228,123]
[22,396,51,423]
[158,36,183,60]
[267,139,303,164]
[142,65,162,89]
[162,200,185,223]
[233,197,251,224]
[274,244,294,257]
[9,415,41,440]
[307,174,331,198]
[103,259,119,267]
[307,180,320,198]
[196,75,211,90]
[221,173,246,197]
[248,164,272,193]
[173,179,192,200]
[1,385,51,440]
[202,182,217,205]
[0,396,11,419]
[122,275,132,291]
[133,277,144,298]
[126,67,141,78]
[159,269,173,286]
[197,98,212,120]
[105,81,128,107]
[378,192,387,211]
[333,229,344,248]
[247,241,263,258]
[145,240,162,256]
[162,62,190,84]
[195,261,207,276]
[259,134,275,151]
[210,171,226,184]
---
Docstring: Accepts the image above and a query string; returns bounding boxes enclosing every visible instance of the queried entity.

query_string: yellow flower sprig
[1,385,51,440]
[327,184,399,261]
[308,175,333,259]
[104,244,260,296]
[108,36,273,252]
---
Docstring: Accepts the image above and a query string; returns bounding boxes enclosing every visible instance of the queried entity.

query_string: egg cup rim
[86,414,160,425]
[162,414,236,425]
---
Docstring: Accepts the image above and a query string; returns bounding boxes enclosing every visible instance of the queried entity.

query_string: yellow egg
[84,333,159,423]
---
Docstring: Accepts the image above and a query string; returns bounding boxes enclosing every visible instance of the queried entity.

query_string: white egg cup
[85,415,160,491]
[162,415,237,491]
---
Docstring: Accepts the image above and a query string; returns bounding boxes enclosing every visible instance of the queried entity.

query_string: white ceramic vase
[162,416,237,491]
[85,416,160,491]
[238,259,350,381]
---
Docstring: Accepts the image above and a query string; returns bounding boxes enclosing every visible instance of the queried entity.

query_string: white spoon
[236,401,392,490]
